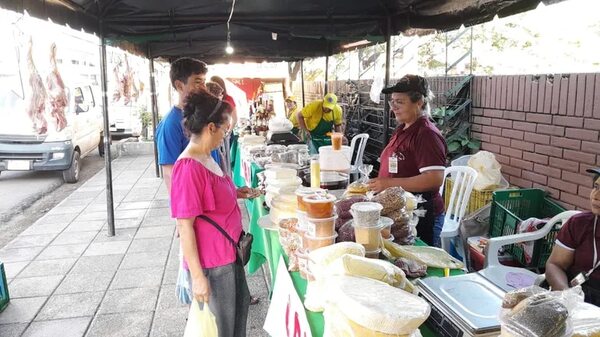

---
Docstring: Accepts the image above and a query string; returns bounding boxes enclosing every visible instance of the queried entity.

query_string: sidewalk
[0,155,269,337]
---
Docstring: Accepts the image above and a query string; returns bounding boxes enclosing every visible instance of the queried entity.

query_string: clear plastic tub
[305,215,338,237]
[295,186,325,212]
[350,202,383,227]
[353,223,383,251]
[303,193,336,218]
[302,233,338,251]
[365,248,381,259]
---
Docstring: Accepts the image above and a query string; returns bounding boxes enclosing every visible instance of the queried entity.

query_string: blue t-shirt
[156,106,221,165]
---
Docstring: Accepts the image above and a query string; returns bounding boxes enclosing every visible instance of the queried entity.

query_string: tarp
[0,0,566,63]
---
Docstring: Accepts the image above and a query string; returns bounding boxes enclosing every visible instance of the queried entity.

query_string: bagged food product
[336,216,349,231]
[308,242,365,279]
[393,257,427,278]
[387,209,415,245]
[323,276,430,336]
[502,285,547,309]
[304,279,327,312]
[372,187,407,215]
[571,302,600,337]
[327,254,410,291]
[383,240,464,269]
[467,151,503,191]
[500,292,570,337]
[336,195,369,219]
[337,219,356,242]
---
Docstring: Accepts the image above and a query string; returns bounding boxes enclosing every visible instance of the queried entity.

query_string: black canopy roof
[1,0,564,62]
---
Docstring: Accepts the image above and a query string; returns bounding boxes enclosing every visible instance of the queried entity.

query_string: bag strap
[198,214,236,247]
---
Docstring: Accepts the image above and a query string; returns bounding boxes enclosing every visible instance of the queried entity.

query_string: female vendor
[367,75,447,247]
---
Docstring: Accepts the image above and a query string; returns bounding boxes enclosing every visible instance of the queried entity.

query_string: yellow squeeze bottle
[310,156,320,188]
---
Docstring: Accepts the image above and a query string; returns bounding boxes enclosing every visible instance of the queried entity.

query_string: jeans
[432,213,445,248]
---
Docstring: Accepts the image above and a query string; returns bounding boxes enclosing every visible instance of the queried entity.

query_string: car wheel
[98,133,105,157]
[63,150,80,183]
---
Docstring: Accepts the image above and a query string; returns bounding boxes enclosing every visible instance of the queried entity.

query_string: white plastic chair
[440,166,478,262]
[479,210,579,292]
[349,133,369,174]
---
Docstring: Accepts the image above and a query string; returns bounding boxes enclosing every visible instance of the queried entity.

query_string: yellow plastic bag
[184,301,218,337]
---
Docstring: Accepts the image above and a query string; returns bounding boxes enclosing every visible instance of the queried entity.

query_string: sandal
[250,296,260,305]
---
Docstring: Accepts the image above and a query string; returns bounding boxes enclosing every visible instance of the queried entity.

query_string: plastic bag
[176,246,192,305]
[500,293,570,337]
[571,302,600,337]
[467,151,502,191]
[327,254,410,291]
[184,301,219,337]
[372,187,407,215]
[336,195,369,219]
[382,240,464,269]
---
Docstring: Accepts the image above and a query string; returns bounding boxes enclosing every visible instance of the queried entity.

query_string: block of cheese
[308,242,365,278]
[326,276,430,336]
[328,254,410,291]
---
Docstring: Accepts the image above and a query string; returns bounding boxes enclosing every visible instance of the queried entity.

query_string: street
[0,153,107,249]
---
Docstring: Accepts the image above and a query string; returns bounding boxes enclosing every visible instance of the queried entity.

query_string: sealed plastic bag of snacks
[372,187,407,215]
[336,195,368,219]
[337,220,356,243]
[500,292,570,337]
[344,165,373,198]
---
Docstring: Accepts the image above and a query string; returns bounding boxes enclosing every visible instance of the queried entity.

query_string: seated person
[546,167,600,306]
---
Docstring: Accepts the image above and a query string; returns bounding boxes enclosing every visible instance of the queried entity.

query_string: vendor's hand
[237,186,258,199]
[367,177,391,193]
[191,274,211,303]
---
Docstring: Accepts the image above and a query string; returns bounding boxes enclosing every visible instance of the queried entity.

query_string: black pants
[204,262,251,337]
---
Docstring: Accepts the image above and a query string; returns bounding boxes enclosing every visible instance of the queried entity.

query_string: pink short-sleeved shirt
[170,158,242,269]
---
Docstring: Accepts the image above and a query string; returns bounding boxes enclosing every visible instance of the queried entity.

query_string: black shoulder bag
[198,215,253,266]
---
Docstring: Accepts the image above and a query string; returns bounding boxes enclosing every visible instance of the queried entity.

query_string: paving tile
[77,211,108,222]
[120,251,168,270]
[110,267,163,290]
[98,287,159,314]
[83,241,130,256]
[8,275,64,298]
[21,316,92,337]
[135,226,174,239]
[0,323,28,337]
[55,270,115,294]
[47,205,86,215]
[20,222,69,235]
[86,312,153,337]
[64,220,105,232]
[0,297,47,324]
[3,234,58,249]
[161,267,178,285]
[35,212,78,225]
[70,254,123,274]
[156,284,187,310]
[93,228,136,243]
[82,204,109,213]
[58,198,94,208]
[149,199,170,209]
[3,261,29,279]
[140,216,174,227]
[112,217,143,229]
[117,201,152,211]
[18,258,77,278]
[115,209,147,219]
[51,231,98,245]
[0,246,44,263]
[128,238,171,253]
[36,244,87,260]
[145,208,171,219]
[36,292,104,320]
[149,307,188,337]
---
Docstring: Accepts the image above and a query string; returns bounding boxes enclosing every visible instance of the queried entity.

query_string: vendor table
[232,138,463,337]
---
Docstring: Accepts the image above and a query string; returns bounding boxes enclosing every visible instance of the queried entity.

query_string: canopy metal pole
[324,54,329,93]
[383,17,392,146]
[300,60,306,106]
[149,56,160,178]
[99,22,115,236]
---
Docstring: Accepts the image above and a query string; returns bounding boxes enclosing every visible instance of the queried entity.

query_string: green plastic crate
[489,189,566,269]
[0,262,9,312]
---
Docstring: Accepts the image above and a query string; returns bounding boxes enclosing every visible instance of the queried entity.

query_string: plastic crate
[444,177,509,215]
[489,189,566,269]
[0,262,9,312]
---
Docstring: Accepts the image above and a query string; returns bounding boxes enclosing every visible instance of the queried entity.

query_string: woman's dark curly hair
[182,91,232,135]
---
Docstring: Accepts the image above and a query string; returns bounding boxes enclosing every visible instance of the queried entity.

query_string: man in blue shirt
[156,57,221,192]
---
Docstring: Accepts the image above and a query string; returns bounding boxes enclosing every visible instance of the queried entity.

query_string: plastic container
[264,167,297,180]
[269,194,299,224]
[365,248,381,259]
[353,223,383,251]
[295,248,315,280]
[350,202,383,227]
[302,233,338,251]
[295,186,325,212]
[310,156,321,188]
[305,215,338,237]
[303,193,336,218]
[490,189,566,268]
[380,223,392,239]
[319,145,352,171]
[331,132,343,150]
[320,171,349,190]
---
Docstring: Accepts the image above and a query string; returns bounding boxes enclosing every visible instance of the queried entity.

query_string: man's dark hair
[170,57,208,87]
[182,91,232,135]
[210,76,227,95]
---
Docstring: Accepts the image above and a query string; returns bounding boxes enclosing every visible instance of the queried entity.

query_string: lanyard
[586,215,600,277]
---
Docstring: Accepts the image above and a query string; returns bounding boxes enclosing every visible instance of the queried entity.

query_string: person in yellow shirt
[285,95,300,134]
[297,93,344,151]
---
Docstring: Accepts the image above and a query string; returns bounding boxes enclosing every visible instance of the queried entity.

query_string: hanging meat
[112,57,122,102]
[26,37,48,135]
[46,43,68,131]
[130,71,139,103]
[121,55,132,105]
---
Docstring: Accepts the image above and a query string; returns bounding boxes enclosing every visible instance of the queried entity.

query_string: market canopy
[1,0,564,63]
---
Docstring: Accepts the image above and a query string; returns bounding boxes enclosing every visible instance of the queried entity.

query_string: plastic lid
[303,233,338,240]
[351,202,383,212]
[302,193,336,203]
[305,214,338,222]
[295,186,325,196]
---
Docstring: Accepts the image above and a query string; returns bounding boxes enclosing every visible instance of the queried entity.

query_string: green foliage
[138,104,162,129]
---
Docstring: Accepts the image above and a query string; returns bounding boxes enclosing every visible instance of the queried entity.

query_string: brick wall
[471,74,600,210]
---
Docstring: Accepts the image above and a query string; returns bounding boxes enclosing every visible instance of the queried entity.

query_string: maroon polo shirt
[556,211,600,282]
[379,116,447,215]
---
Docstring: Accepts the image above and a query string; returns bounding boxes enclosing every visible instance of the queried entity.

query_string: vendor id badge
[570,273,589,287]
[388,155,398,174]
[7,160,31,170]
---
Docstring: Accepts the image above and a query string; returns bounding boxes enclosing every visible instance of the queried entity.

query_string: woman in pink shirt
[170,91,254,337]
